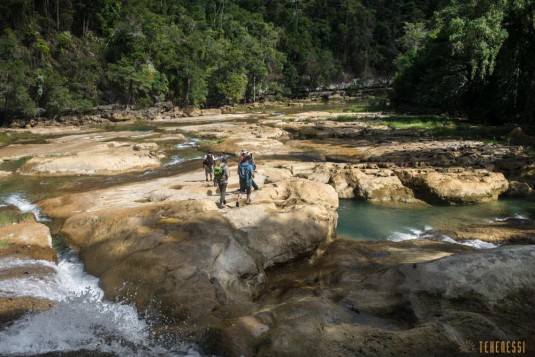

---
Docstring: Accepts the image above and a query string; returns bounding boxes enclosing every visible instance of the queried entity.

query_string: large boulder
[301,164,423,204]
[352,169,423,204]
[0,221,56,262]
[185,241,535,356]
[43,177,338,322]
[232,242,535,357]
[395,168,509,204]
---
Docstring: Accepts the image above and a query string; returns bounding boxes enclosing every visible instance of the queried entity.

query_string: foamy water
[387,226,434,242]
[2,192,49,221]
[441,237,498,249]
[0,193,201,356]
[494,213,529,221]
[176,138,200,149]
[387,225,498,249]
[0,252,201,356]
[164,157,186,167]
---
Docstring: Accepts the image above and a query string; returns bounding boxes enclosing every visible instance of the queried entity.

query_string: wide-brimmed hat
[240,148,247,154]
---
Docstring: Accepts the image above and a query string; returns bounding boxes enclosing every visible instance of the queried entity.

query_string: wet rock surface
[0,221,57,326]
[172,241,535,356]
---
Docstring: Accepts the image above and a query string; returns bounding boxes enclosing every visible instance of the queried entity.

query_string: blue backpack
[239,162,251,181]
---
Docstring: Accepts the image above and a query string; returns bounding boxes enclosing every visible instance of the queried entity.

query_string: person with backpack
[236,155,254,207]
[237,149,248,169]
[248,152,260,190]
[202,151,215,182]
[238,149,259,190]
[214,156,230,207]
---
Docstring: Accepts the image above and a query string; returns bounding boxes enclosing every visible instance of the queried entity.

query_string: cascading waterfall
[0,193,201,356]
[2,192,49,222]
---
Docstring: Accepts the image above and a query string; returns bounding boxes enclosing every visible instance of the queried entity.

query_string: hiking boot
[236,201,239,207]
[246,200,251,205]
[223,200,226,204]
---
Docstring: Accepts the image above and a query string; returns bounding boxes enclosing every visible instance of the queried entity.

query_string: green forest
[1,0,534,124]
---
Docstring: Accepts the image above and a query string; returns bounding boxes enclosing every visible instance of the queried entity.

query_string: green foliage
[376,115,454,129]
[393,0,535,123]
[0,30,37,122]
[58,31,73,50]
[375,114,514,141]
[34,38,50,56]
[94,120,155,133]
[107,58,168,107]
[2,0,530,126]
[0,211,35,227]
[0,156,31,171]
[214,72,248,104]
[394,22,427,75]
[0,131,45,145]
[332,115,362,122]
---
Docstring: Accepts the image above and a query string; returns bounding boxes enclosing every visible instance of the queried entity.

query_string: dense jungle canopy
[0,0,534,124]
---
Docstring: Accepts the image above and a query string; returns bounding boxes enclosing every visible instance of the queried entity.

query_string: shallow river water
[337,198,535,248]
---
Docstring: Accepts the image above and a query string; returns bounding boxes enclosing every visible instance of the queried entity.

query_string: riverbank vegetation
[1,0,533,126]
[0,210,34,227]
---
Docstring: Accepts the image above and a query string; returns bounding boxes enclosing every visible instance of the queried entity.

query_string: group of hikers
[202,149,258,208]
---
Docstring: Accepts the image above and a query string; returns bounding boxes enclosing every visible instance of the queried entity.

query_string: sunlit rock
[395,168,509,204]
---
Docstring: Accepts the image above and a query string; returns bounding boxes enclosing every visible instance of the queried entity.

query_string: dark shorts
[239,178,251,195]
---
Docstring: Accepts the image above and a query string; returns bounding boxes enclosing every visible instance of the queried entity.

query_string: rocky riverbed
[1,108,534,356]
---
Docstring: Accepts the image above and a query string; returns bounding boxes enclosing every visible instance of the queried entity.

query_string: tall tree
[392,0,535,123]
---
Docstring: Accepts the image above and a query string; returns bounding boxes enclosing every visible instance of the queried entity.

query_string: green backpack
[214,166,224,180]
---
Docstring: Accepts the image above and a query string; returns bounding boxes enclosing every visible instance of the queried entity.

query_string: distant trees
[2,0,531,124]
[0,30,36,119]
[392,0,535,123]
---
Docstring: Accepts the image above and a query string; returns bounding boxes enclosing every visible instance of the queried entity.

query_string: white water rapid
[0,193,201,356]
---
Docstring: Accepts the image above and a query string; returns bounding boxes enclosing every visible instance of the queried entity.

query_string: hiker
[202,151,215,182]
[236,155,254,207]
[214,156,230,207]
[237,148,248,169]
[249,152,259,190]
[238,149,259,190]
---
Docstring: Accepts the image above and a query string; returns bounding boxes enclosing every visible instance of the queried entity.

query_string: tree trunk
[56,0,60,31]
[128,79,133,108]
[184,77,191,107]
[219,0,225,33]
[3,95,8,127]
[522,71,535,124]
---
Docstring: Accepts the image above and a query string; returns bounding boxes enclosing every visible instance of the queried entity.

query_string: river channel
[0,102,533,356]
